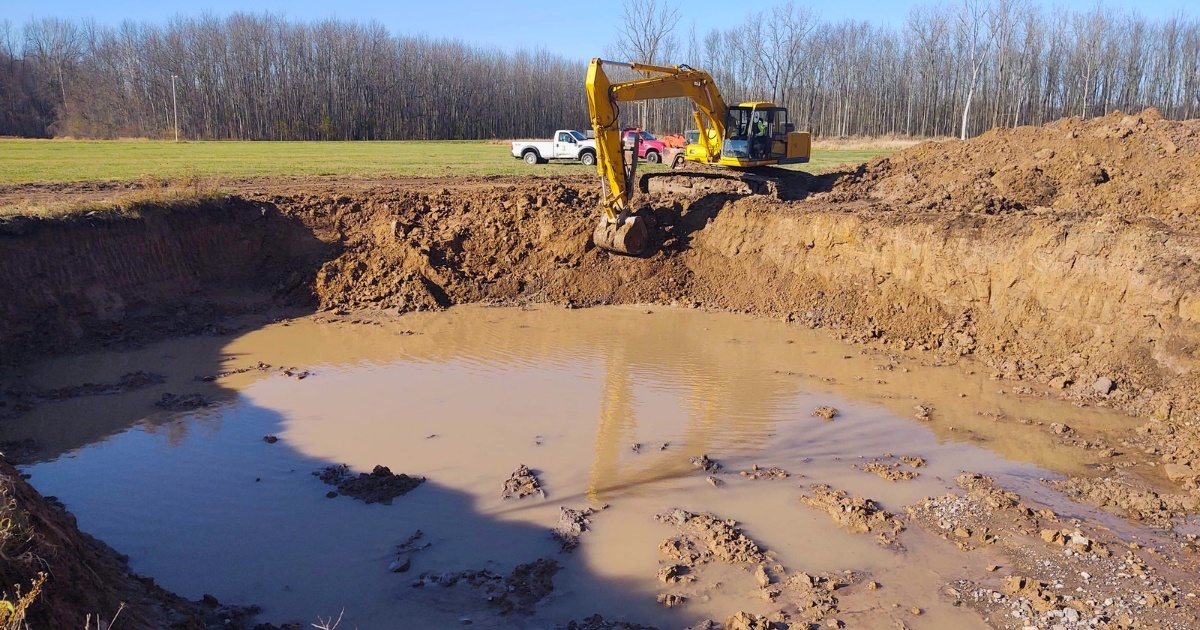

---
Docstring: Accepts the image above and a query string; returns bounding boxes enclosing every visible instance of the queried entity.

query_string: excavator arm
[585,59,728,254]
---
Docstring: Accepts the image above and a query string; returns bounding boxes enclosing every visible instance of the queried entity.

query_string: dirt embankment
[1,110,1199,627]
[0,198,328,364]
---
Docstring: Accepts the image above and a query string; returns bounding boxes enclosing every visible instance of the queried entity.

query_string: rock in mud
[389,530,430,572]
[154,392,211,411]
[859,461,918,481]
[800,485,904,544]
[812,405,838,420]
[724,611,772,630]
[502,464,545,499]
[1092,377,1116,394]
[315,463,425,505]
[655,592,686,608]
[655,508,766,566]
[688,454,722,472]
[913,404,932,421]
[554,505,600,552]
[656,563,691,584]
[739,464,790,480]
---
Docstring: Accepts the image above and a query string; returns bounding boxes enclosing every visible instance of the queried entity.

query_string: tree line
[1,1,1198,141]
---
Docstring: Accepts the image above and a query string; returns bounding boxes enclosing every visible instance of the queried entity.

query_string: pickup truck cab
[511,130,597,166]
[621,128,668,163]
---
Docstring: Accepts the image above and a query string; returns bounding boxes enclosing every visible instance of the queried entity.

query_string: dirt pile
[655,508,767,566]
[502,464,545,499]
[829,108,1200,231]
[909,473,1200,629]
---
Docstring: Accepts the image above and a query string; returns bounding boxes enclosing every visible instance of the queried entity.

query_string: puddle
[2,305,1137,628]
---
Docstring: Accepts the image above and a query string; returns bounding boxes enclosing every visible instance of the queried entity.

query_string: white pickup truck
[511,130,597,166]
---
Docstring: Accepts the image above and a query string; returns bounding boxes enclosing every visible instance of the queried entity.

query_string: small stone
[987,565,1000,572]
[325,491,338,499]
[1164,463,1198,483]
[867,581,879,590]
[262,434,279,444]
[754,565,771,588]
[1040,529,1061,544]
[1092,377,1115,394]
[812,406,838,420]
[657,593,686,608]
[910,607,922,615]
[388,557,412,573]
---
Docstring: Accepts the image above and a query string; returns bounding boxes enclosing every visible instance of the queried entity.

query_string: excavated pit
[1,110,1200,628]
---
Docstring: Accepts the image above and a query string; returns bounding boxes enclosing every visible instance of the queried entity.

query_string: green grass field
[0,139,894,185]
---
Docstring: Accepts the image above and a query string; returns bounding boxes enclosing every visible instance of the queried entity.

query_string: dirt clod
[502,464,545,500]
[655,508,767,567]
[800,485,904,544]
[315,464,425,504]
[689,454,722,472]
[812,405,838,420]
[554,506,600,552]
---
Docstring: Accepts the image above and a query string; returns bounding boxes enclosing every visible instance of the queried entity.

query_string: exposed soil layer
[2,111,1200,627]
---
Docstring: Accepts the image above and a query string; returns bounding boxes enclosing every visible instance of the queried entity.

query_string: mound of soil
[828,108,1200,231]
[502,464,545,499]
[655,508,767,566]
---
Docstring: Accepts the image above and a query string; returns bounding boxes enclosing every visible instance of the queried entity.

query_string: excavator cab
[718,104,809,167]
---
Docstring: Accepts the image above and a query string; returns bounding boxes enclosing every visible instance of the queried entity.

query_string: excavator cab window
[722,106,789,161]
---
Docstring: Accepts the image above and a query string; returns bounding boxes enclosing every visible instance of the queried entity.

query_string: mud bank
[0,198,327,364]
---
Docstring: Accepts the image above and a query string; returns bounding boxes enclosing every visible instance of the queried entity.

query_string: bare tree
[612,0,682,129]
[955,0,998,139]
[3,6,1199,141]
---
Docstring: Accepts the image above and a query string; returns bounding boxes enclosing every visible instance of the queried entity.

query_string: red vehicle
[621,128,668,163]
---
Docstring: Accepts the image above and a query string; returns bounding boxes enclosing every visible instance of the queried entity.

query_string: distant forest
[1,1,1198,140]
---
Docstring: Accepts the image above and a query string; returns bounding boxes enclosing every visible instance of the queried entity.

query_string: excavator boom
[586,59,727,254]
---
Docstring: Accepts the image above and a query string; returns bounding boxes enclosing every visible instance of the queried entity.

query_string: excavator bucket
[592,215,649,255]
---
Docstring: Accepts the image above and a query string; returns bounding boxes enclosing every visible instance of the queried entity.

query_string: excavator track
[639,167,788,199]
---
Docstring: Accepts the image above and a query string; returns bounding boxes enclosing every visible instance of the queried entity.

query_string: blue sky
[4,0,1195,60]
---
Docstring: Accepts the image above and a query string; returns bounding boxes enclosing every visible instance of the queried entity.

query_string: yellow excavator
[585,58,812,254]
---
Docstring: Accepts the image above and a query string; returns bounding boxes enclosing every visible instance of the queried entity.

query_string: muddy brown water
[2,305,1138,628]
